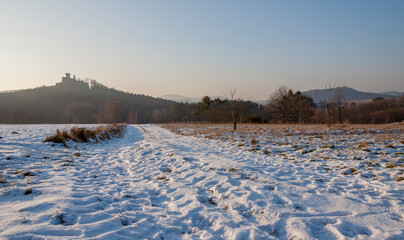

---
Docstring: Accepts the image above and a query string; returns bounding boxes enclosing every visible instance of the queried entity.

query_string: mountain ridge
[161,87,403,105]
[302,86,403,103]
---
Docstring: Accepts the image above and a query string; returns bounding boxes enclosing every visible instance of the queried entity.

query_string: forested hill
[303,87,400,103]
[0,74,184,124]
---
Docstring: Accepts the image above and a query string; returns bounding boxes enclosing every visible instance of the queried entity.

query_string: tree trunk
[232,106,237,131]
[326,103,331,127]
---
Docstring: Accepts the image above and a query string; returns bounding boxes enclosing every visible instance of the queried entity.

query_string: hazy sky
[1,0,403,100]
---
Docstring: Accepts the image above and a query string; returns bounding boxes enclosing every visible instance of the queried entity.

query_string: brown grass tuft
[349,167,358,173]
[250,138,259,145]
[357,141,372,149]
[44,130,67,147]
[44,124,126,147]
[386,162,397,168]
[395,176,404,182]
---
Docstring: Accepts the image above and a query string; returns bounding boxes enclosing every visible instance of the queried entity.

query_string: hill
[0,73,179,124]
[160,94,226,103]
[159,94,200,103]
[380,91,404,97]
[302,87,402,103]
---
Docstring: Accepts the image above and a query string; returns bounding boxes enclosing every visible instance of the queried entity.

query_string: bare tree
[225,89,238,131]
[268,86,293,123]
[323,81,336,127]
[267,86,314,124]
[334,86,346,124]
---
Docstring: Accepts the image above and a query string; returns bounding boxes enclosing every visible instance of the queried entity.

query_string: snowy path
[0,124,403,239]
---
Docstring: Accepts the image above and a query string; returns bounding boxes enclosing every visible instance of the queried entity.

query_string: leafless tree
[323,81,336,127]
[268,86,293,123]
[225,89,238,131]
[334,86,346,124]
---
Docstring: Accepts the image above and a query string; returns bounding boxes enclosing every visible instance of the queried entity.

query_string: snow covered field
[0,124,403,239]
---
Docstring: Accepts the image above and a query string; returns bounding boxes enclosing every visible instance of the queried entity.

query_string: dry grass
[357,141,372,149]
[395,176,404,182]
[44,130,68,147]
[386,162,397,169]
[164,123,404,141]
[44,124,126,147]
[250,138,259,145]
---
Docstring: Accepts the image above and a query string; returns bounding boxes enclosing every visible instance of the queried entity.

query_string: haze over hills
[379,91,404,97]
[302,87,403,103]
[1,74,403,125]
[162,87,403,105]
[159,94,200,103]
[160,94,225,103]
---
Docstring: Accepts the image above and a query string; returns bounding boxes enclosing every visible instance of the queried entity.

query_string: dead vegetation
[44,124,126,147]
[386,162,397,169]
[164,123,404,181]
[0,176,7,184]
[395,176,404,182]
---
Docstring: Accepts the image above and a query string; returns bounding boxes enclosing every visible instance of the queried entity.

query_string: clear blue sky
[1,0,403,100]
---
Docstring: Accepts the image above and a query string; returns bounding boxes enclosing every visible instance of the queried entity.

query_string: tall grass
[44,124,126,147]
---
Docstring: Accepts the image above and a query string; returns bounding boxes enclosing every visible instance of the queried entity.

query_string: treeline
[0,75,403,124]
[265,86,404,124]
[346,97,404,124]
[167,89,404,125]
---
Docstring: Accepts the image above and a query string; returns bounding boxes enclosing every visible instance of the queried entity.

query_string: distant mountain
[253,100,268,106]
[160,94,200,103]
[302,87,401,103]
[380,91,404,97]
[0,73,179,124]
[160,94,226,103]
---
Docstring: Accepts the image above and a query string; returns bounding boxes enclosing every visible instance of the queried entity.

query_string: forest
[0,74,403,125]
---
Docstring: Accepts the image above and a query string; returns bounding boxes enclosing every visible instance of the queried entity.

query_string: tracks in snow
[1,124,403,239]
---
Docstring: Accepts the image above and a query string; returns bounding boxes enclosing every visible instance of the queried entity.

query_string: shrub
[247,115,263,123]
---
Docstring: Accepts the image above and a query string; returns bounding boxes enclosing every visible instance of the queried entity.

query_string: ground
[0,124,403,239]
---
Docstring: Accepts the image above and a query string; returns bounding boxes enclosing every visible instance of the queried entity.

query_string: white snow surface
[0,124,403,239]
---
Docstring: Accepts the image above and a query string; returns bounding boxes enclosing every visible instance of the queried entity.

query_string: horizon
[1,1,403,100]
[1,73,402,103]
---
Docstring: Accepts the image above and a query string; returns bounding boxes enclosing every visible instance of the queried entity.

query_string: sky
[0,0,403,101]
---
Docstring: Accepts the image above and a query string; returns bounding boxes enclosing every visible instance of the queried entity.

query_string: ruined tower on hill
[56,73,89,92]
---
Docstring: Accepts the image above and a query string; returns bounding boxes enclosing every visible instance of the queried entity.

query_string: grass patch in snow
[44,124,126,147]
[395,176,404,182]
[385,162,397,168]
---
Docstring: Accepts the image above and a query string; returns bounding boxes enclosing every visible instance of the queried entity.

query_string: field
[0,124,403,239]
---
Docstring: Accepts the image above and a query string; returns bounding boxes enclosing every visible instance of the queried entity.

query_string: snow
[0,124,403,239]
